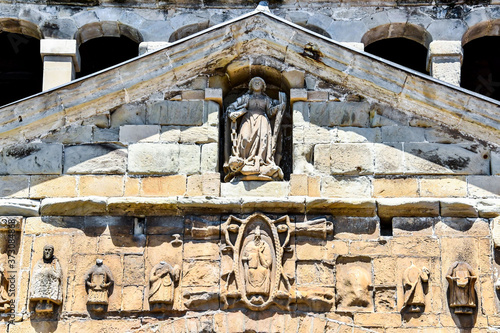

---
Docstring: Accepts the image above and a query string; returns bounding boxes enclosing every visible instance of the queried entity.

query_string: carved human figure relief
[29,245,63,313]
[446,261,477,314]
[402,263,429,313]
[224,77,286,182]
[148,261,180,312]
[84,259,114,312]
[0,265,10,312]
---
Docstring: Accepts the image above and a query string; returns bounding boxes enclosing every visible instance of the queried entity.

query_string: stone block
[0,175,29,197]
[204,88,222,106]
[377,199,440,218]
[493,216,500,248]
[492,150,500,175]
[404,143,489,175]
[187,175,203,196]
[140,175,186,196]
[321,176,371,198]
[42,125,93,144]
[178,144,201,175]
[304,126,333,144]
[110,102,146,127]
[201,143,218,173]
[180,126,217,144]
[440,199,478,217]
[107,197,178,216]
[313,144,330,174]
[30,175,77,198]
[4,143,63,175]
[373,177,418,197]
[374,143,404,174]
[147,100,204,126]
[40,197,106,216]
[296,261,334,286]
[392,217,435,236]
[290,174,308,196]
[93,128,119,143]
[240,197,305,214]
[202,173,220,196]
[468,176,500,198]
[184,240,220,260]
[221,181,289,197]
[283,70,305,88]
[330,143,373,174]
[124,177,140,196]
[392,237,440,257]
[381,126,426,143]
[290,89,308,104]
[119,125,160,143]
[182,90,205,100]
[160,125,181,143]
[128,143,179,174]
[309,101,370,127]
[182,260,220,287]
[306,198,377,217]
[293,102,309,127]
[435,218,489,237]
[0,199,39,217]
[419,176,467,197]
[334,216,379,239]
[123,255,145,286]
[374,287,396,312]
[307,91,329,101]
[79,175,123,196]
[64,144,127,174]
[476,199,500,218]
[336,127,381,143]
[308,175,321,197]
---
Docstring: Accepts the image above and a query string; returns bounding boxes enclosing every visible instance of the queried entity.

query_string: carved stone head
[249,77,266,93]
[43,244,54,262]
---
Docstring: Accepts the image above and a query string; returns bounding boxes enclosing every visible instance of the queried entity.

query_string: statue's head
[96,259,103,266]
[43,244,54,261]
[249,77,266,93]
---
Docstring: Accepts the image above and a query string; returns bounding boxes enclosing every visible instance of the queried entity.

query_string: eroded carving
[0,265,10,312]
[446,261,477,315]
[336,261,372,311]
[402,263,429,313]
[149,261,180,312]
[224,77,286,181]
[220,213,333,311]
[30,245,63,313]
[84,259,114,312]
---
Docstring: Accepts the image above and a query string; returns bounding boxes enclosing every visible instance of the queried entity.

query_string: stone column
[426,40,463,86]
[40,39,80,91]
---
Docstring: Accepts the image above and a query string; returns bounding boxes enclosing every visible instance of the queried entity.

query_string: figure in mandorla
[225,77,286,182]
[84,258,114,312]
[30,244,63,313]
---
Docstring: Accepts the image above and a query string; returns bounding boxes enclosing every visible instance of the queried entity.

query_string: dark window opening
[0,32,42,107]
[365,37,428,75]
[461,36,500,101]
[77,36,139,78]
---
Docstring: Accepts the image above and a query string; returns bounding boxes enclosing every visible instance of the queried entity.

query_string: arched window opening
[364,38,429,74]
[461,36,500,101]
[77,36,139,78]
[0,32,42,107]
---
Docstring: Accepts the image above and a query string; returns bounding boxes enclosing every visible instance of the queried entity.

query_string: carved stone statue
[148,261,180,312]
[30,245,63,313]
[84,259,114,312]
[338,265,371,309]
[446,261,477,314]
[0,265,10,312]
[402,263,429,313]
[224,77,286,181]
[242,225,273,304]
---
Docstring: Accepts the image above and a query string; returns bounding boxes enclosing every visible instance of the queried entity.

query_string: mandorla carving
[224,77,286,182]
[220,213,333,311]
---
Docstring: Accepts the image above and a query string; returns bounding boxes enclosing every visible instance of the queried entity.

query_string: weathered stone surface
[420,176,467,197]
[79,175,124,196]
[180,126,217,144]
[119,125,160,143]
[440,199,478,217]
[336,127,381,143]
[0,199,39,217]
[404,143,489,175]
[40,197,106,216]
[309,101,370,127]
[476,199,500,218]
[374,143,404,174]
[336,258,373,311]
[373,177,418,198]
[435,217,489,236]
[330,144,374,175]
[0,175,29,197]
[493,216,500,248]
[30,175,77,198]
[290,174,308,196]
[468,176,500,198]
[381,126,425,143]
[110,102,146,127]
[107,197,178,216]
[64,144,127,174]
[322,176,371,198]
[392,217,434,236]
[128,143,179,174]
[42,125,93,144]
[147,100,204,126]
[0,216,22,231]
[334,217,379,239]
[306,198,376,216]
[141,175,186,196]
[221,181,289,197]
[179,144,201,175]
[4,143,63,175]
[377,199,440,218]
[240,196,305,214]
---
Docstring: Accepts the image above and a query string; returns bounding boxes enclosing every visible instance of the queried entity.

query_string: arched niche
[75,22,143,78]
[362,23,431,74]
[216,59,294,181]
[169,21,210,43]
[0,19,43,106]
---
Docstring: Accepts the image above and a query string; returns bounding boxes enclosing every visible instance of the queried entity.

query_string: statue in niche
[29,244,63,313]
[242,225,273,304]
[224,77,286,182]
[148,261,180,312]
[446,261,477,314]
[402,263,429,313]
[0,265,10,312]
[84,259,114,312]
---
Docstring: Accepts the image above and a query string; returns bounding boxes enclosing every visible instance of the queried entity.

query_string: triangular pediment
[0,10,499,147]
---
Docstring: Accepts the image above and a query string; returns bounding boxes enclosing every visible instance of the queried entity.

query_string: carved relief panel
[84,259,114,313]
[446,261,477,315]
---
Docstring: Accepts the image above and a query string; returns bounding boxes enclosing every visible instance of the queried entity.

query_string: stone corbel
[40,39,81,91]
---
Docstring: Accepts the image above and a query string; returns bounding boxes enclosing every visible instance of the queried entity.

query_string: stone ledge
[306,198,377,217]
[377,199,440,218]
[40,197,106,216]
[0,199,40,217]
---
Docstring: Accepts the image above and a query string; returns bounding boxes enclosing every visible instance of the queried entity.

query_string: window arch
[169,21,209,43]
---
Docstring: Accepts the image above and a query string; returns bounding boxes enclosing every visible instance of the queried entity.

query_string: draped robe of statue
[402,264,429,312]
[225,77,285,181]
[446,261,477,314]
[242,226,272,301]
[149,262,179,308]
[85,261,113,310]
[30,257,63,308]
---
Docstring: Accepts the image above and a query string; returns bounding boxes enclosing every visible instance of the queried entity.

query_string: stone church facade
[0,1,500,332]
